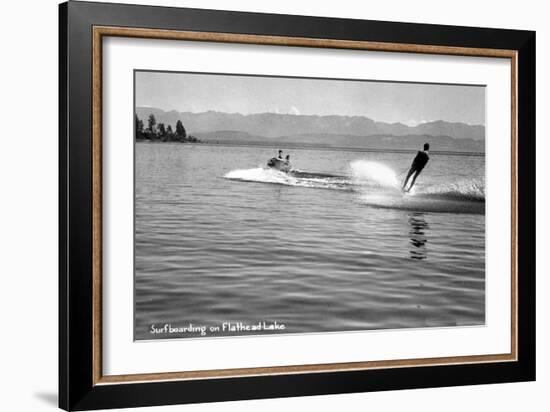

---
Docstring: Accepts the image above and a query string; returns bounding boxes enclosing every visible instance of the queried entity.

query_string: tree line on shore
[135,113,199,143]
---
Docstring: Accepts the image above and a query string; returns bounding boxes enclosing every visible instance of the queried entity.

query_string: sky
[135,71,485,126]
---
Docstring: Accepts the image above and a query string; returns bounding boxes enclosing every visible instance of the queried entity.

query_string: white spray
[349,160,400,188]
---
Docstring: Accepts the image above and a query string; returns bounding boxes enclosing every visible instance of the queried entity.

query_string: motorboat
[267,157,291,173]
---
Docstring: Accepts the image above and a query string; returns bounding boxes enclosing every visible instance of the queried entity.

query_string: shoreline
[135,140,485,157]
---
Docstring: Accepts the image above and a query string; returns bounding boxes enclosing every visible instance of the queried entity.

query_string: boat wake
[224,160,485,214]
[223,167,352,190]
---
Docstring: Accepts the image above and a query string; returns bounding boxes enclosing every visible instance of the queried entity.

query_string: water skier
[402,143,430,192]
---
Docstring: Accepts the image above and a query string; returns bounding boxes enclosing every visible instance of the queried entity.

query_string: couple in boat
[267,149,292,172]
[277,150,290,164]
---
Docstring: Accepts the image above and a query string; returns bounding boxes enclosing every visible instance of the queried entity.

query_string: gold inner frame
[92,26,518,385]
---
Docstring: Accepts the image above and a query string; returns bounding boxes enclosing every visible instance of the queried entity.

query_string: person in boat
[267,150,290,171]
[402,143,430,192]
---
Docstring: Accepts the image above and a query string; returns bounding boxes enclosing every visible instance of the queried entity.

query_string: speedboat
[267,157,291,173]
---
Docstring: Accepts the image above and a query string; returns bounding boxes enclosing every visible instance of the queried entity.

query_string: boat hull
[267,157,291,172]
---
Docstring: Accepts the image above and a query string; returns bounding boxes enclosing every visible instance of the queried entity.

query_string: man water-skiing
[402,143,430,192]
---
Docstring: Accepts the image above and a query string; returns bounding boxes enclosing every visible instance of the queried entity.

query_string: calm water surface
[135,143,485,340]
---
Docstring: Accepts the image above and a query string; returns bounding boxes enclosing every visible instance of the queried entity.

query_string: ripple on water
[134,144,485,339]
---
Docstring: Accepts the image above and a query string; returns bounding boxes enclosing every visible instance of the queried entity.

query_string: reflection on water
[408,212,429,260]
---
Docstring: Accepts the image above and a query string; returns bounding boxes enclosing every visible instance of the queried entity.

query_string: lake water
[135,143,485,340]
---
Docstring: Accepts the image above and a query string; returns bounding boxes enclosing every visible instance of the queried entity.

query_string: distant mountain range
[136,107,485,152]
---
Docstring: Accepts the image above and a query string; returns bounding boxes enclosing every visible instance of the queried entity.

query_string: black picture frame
[59,1,536,410]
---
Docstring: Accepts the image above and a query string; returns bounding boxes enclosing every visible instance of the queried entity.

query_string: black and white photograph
[1,0,541,409]
[134,70,486,340]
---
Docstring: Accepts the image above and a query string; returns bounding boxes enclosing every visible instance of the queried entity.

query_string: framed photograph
[59,1,535,410]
